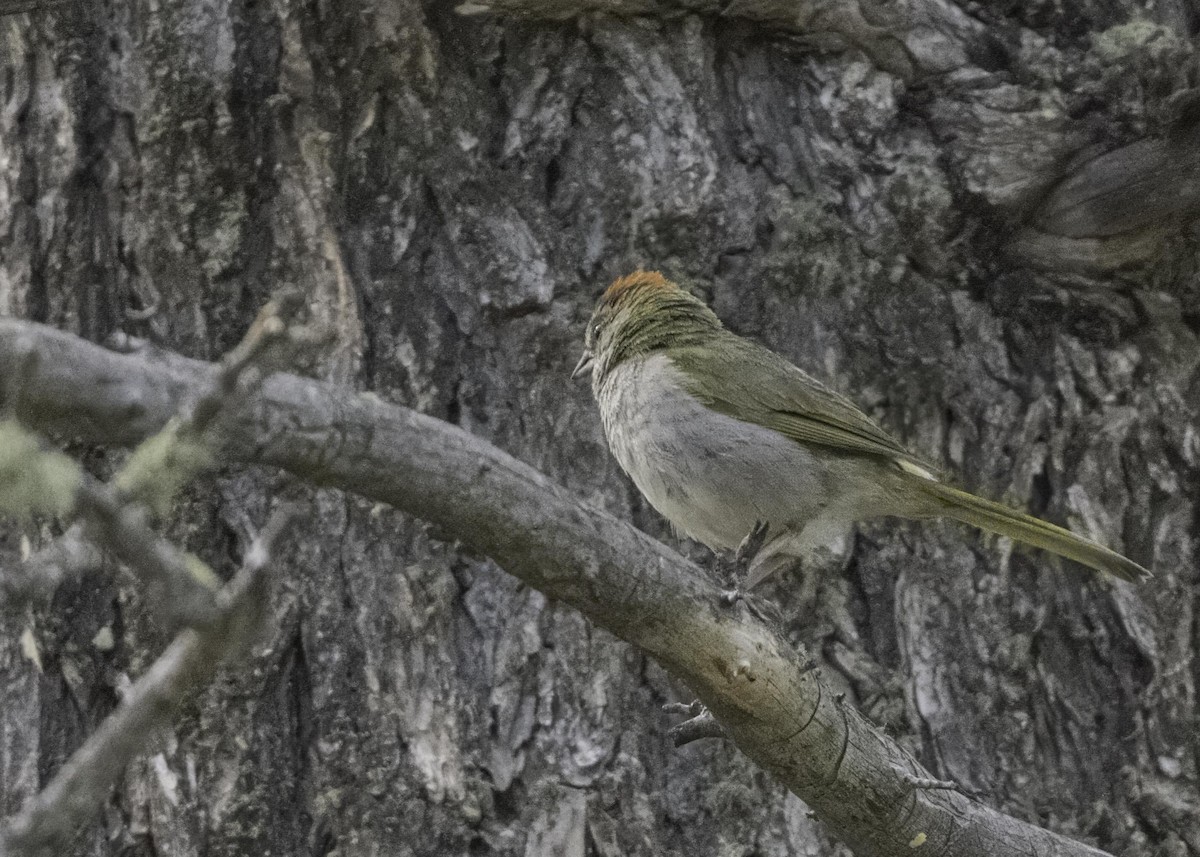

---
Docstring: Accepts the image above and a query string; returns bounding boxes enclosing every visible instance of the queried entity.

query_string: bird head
[573,271,723,387]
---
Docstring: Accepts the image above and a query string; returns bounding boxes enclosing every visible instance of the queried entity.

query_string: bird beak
[571,351,594,380]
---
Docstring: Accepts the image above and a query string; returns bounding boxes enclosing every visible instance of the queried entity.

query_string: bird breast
[594,353,837,551]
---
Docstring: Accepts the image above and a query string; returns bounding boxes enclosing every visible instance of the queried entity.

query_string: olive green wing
[667,335,1153,583]
[669,334,937,473]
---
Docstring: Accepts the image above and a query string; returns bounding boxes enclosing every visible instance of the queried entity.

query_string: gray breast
[595,354,835,551]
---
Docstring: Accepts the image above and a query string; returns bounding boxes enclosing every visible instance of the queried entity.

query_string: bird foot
[714,521,769,608]
[663,701,726,747]
[713,520,769,588]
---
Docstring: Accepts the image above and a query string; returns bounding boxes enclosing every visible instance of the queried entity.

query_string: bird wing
[669,334,937,473]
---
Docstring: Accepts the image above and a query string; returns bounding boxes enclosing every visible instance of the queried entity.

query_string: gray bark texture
[1,1,1198,856]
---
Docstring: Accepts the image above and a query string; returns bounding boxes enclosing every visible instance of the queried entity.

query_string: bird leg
[719,520,769,604]
[736,520,771,570]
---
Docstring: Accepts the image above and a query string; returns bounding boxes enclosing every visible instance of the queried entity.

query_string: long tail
[917,480,1151,582]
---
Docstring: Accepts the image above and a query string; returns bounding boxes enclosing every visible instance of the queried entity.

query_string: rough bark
[1,1,1198,856]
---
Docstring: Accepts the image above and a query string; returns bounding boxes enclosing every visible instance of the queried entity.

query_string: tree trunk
[1,2,1197,855]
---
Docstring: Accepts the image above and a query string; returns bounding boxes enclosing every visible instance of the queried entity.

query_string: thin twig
[73,476,222,628]
[0,503,302,857]
[1,291,310,614]
[185,290,304,436]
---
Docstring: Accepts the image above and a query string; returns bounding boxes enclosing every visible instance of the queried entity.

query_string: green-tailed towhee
[574,270,1151,586]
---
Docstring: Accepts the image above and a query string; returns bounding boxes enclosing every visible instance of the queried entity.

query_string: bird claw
[664,700,726,747]
[710,521,770,609]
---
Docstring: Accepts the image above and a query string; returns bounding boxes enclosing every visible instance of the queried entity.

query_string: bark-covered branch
[72,475,223,626]
[0,319,1115,857]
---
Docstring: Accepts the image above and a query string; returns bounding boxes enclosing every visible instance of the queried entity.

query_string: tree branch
[1,292,310,616]
[75,475,225,625]
[0,503,302,857]
[0,320,1112,857]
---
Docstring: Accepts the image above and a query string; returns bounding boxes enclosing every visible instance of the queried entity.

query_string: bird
[573,270,1151,587]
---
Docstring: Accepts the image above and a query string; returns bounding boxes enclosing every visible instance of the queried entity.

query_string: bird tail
[916,480,1151,583]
